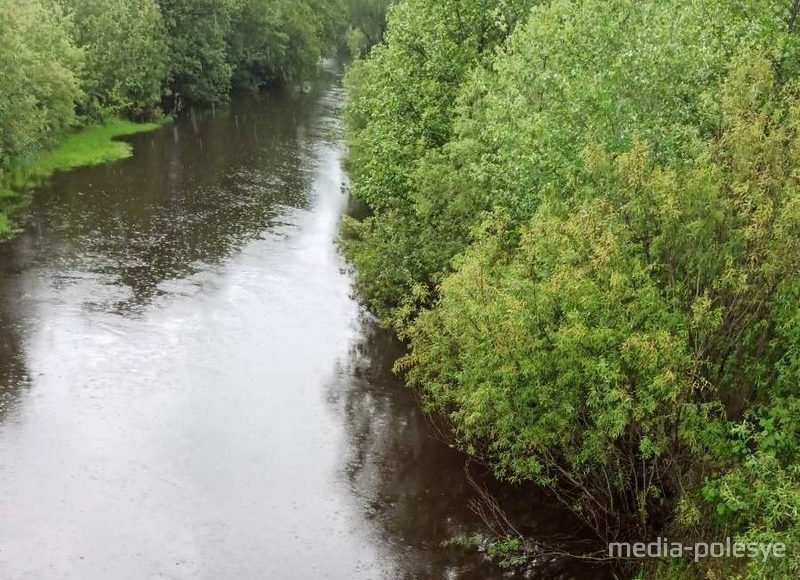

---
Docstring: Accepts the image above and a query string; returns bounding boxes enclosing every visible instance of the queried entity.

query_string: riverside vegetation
[0,0,387,236]
[342,0,800,577]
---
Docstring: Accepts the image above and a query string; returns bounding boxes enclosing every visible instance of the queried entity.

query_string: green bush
[62,0,169,120]
[344,0,800,576]
[0,0,82,167]
[157,0,238,106]
[341,0,539,323]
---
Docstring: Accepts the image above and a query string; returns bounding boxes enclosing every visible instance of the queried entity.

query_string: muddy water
[0,64,609,579]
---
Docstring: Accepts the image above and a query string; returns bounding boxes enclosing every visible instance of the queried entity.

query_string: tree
[62,0,169,120]
[341,0,539,324]
[343,0,389,57]
[157,0,238,107]
[344,1,800,576]
[0,0,82,170]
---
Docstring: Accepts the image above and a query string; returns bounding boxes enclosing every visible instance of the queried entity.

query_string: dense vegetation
[0,0,388,236]
[343,0,800,576]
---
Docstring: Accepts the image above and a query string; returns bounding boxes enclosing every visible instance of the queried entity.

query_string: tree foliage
[156,0,239,106]
[2,0,370,233]
[0,0,82,165]
[60,0,169,120]
[344,0,800,576]
[341,0,539,323]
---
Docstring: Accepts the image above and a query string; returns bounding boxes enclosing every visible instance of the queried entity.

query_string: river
[0,63,609,579]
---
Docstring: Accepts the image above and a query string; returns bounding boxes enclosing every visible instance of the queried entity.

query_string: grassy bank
[0,119,161,238]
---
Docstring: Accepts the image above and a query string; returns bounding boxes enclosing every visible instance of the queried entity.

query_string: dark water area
[0,62,612,579]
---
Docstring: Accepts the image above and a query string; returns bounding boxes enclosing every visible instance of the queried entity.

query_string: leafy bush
[156,0,238,106]
[0,0,82,166]
[341,0,539,322]
[344,0,800,576]
[62,0,169,120]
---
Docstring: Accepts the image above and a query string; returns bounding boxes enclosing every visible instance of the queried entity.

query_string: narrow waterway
[0,63,609,579]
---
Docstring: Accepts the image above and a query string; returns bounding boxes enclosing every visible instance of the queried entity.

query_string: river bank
[1,0,358,242]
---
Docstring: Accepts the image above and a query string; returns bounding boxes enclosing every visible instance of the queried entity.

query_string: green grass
[34,119,160,176]
[0,118,161,237]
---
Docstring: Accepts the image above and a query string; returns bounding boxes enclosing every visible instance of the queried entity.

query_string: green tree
[343,0,389,57]
[345,0,799,329]
[0,0,82,170]
[61,0,169,120]
[341,0,539,323]
[157,0,238,106]
[406,51,800,551]
[343,1,800,575]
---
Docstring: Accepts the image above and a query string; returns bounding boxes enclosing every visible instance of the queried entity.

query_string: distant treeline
[343,0,800,577]
[0,0,387,184]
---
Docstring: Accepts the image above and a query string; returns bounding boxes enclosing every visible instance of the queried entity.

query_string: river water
[0,63,609,579]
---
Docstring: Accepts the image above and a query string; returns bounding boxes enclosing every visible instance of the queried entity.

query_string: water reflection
[0,261,28,420]
[329,316,614,579]
[23,88,325,312]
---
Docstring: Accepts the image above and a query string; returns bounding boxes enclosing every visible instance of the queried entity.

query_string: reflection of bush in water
[326,315,610,579]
